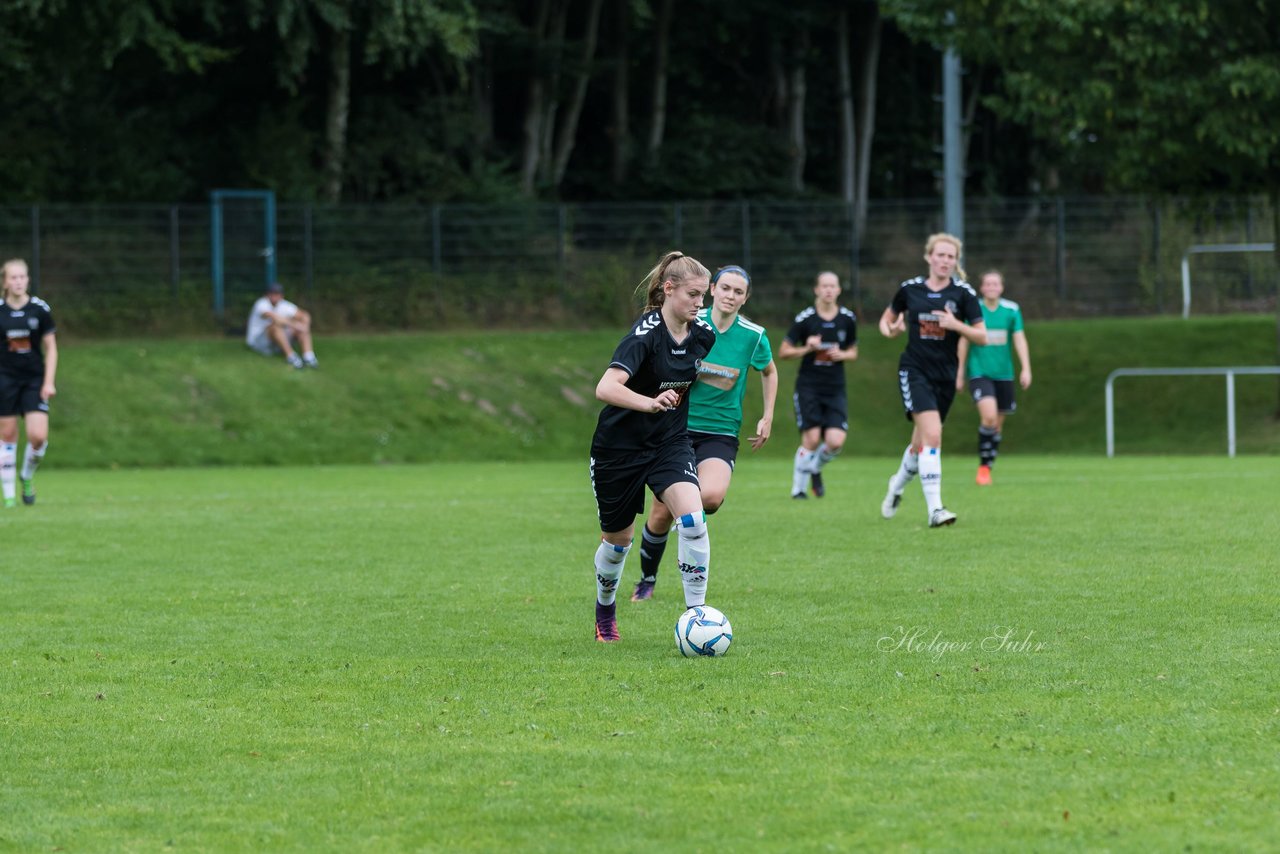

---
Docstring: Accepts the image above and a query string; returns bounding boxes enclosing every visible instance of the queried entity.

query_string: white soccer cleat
[928,507,957,528]
[880,478,903,519]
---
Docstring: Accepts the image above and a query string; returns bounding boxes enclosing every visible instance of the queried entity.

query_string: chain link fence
[0,196,1274,337]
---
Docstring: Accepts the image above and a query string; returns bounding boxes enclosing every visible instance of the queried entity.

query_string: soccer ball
[675,605,733,657]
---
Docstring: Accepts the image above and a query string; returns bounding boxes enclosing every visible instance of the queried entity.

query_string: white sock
[792,446,813,494]
[21,442,46,481]
[0,443,15,501]
[594,539,631,605]
[889,444,919,494]
[919,446,943,513]
[676,511,709,607]
[815,442,838,471]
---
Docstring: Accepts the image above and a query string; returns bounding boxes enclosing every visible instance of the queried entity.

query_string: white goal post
[1180,242,1275,319]
[1105,366,1280,457]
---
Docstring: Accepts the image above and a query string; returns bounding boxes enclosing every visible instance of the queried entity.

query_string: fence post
[169,205,180,301]
[848,201,860,303]
[558,204,568,295]
[304,204,315,306]
[1152,202,1162,313]
[1055,197,1067,300]
[741,201,752,271]
[29,205,41,295]
[431,205,442,275]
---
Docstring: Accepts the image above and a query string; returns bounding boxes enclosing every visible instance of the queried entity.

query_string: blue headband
[712,265,751,286]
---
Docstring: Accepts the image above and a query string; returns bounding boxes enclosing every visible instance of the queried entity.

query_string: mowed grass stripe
[1,457,1277,850]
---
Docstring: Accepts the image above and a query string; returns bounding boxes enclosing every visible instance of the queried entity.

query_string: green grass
[53,314,1279,468]
[2,457,1277,850]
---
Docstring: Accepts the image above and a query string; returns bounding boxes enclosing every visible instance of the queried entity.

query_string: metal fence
[0,196,1274,336]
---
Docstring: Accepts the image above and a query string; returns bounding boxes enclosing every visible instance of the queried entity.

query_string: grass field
[3,456,1277,851]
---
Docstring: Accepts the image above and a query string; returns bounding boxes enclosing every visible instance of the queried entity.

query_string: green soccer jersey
[966,298,1024,380]
[687,309,774,437]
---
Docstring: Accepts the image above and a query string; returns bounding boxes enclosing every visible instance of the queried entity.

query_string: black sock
[978,426,999,466]
[639,524,669,581]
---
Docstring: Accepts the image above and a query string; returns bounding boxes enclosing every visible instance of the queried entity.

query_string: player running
[588,251,716,642]
[956,270,1032,485]
[631,265,778,602]
[779,271,858,499]
[0,259,58,508]
[878,233,986,527]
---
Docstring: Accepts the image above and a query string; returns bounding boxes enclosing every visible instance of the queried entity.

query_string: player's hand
[749,418,773,450]
[805,334,823,351]
[651,390,680,412]
[41,382,56,400]
[955,374,965,392]
[936,306,961,330]
[1020,369,1032,390]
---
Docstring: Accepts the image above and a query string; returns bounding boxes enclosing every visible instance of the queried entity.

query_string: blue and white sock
[919,446,943,513]
[21,442,46,481]
[0,443,15,502]
[594,539,631,605]
[676,511,709,607]
[889,444,919,494]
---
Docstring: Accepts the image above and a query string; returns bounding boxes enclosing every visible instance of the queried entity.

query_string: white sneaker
[880,478,903,519]
[287,353,305,369]
[928,507,957,528]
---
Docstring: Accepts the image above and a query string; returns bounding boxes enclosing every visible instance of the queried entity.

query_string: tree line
[1,0,1276,215]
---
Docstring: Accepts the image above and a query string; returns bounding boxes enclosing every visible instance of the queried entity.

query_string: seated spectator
[245,282,318,369]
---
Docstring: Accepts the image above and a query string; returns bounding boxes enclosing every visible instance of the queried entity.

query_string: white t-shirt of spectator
[246,296,299,352]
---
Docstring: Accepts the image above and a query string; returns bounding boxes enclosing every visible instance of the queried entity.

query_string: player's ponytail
[637,251,711,313]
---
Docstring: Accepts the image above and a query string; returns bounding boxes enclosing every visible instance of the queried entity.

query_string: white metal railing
[1105,366,1280,457]
[1180,243,1275,319]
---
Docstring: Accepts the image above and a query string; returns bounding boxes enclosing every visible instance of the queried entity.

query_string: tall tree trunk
[836,10,855,203]
[538,1,570,186]
[644,0,673,168]
[786,29,809,193]
[853,2,882,243]
[551,0,605,187]
[609,0,631,186]
[519,0,555,196]
[322,26,351,203]
[470,41,494,172]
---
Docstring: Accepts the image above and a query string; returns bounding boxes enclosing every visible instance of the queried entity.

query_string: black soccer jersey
[591,311,717,454]
[889,276,983,380]
[0,297,55,380]
[785,306,858,393]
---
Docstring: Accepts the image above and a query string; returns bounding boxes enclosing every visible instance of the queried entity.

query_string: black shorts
[898,368,956,422]
[690,431,739,470]
[969,377,1017,414]
[0,375,48,418]
[793,387,848,432]
[590,439,699,533]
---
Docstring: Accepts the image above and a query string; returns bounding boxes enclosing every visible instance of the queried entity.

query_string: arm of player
[956,337,969,391]
[937,307,987,345]
[750,360,779,450]
[1013,329,1032,389]
[40,333,57,401]
[830,343,858,363]
[879,308,904,338]
[595,367,678,413]
[777,335,820,360]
